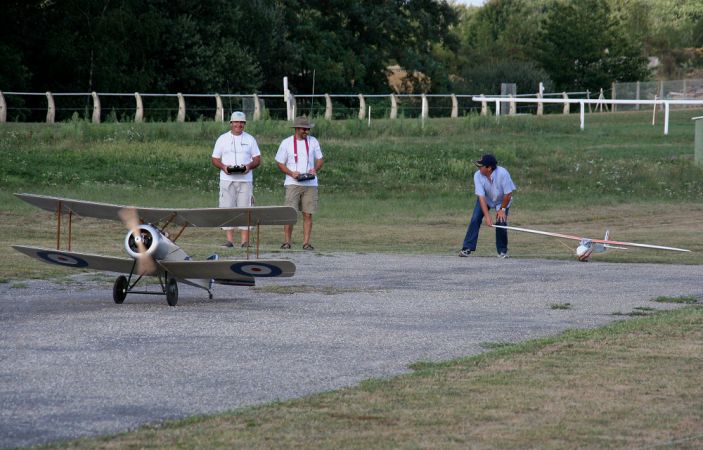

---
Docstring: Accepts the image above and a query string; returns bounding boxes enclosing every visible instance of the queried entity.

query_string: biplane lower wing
[15,193,297,227]
[160,259,296,281]
[12,245,152,274]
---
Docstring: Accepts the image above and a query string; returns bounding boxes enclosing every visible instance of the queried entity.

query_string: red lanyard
[293,137,309,164]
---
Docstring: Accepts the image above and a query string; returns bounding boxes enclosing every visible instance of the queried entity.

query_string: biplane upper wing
[15,193,297,227]
[159,259,296,280]
[493,225,691,252]
[11,245,160,274]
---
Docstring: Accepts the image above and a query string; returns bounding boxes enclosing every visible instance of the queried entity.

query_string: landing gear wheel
[166,278,178,306]
[113,275,128,304]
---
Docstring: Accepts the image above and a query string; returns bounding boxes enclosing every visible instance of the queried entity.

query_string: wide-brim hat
[291,116,314,129]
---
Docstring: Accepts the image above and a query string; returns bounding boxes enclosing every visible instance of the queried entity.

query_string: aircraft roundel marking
[37,251,89,268]
[230,262,282,277]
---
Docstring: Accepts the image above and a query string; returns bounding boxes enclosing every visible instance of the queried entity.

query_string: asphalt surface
[1,252,701,448]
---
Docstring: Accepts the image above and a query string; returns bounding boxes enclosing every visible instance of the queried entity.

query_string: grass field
[2,111,702,447]
[1,110,703,280]
[50,306,703,449]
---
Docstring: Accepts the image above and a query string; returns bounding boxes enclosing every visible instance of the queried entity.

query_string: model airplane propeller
[12,193,298,306]
[492,224,691,261]
[118,207,157,276]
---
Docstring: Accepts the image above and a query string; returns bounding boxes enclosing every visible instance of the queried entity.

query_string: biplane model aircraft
[492,224,691,262]
[12,193,297,306]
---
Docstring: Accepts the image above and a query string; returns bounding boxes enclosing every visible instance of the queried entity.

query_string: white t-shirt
[212,131,261,182]
[275,135,323,186]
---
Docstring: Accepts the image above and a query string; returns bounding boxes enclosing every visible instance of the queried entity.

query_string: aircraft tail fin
[604,229,610,240]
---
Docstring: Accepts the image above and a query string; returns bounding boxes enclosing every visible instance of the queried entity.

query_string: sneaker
[241,242,250,248]
[280,242,291,250]
[302,243,315,251]
[458,249,472,257]
[221,241,234,248]
[498,252,509,258]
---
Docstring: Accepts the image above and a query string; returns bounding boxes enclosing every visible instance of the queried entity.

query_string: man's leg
[462,200,484,251]
[282,186,301,247]
[300,187,318,248]
[283,224,293,245]
[219,180,236,246]
[495,208,509,254]
[236,183,253,246]
[302,213,313,245]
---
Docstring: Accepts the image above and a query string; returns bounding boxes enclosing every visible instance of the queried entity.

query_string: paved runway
[1,252,701,448]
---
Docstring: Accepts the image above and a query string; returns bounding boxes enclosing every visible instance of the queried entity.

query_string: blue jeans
[462,200,509,254]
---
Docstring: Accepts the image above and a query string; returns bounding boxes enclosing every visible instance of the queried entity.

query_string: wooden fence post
[421,94,428,119]
[287,93,296,120]
[177,93,185,122]
[451,94,458,118]
[253,94,261,120]
[612,82,617,113]
[134,92,143,123]
[480,95,488,116]
[358,94,365,120]
[509,95,516,115]
[91,92,101,123]
[390,94,398,119]
[537,92,543,116]
[562,92,569,115]
[324,94,332,120]
[215,95,224,122]
[0,91,6,123]
[46,91,55,123]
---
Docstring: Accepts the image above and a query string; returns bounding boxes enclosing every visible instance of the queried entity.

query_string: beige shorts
[285,185,318,214]
[219,180,253,230]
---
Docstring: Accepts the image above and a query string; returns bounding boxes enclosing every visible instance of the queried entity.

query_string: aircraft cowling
[124,224,173,261]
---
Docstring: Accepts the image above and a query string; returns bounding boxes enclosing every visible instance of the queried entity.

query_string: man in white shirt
[275,116,324,250]
[459,154,516,258]
[211,111,261,248]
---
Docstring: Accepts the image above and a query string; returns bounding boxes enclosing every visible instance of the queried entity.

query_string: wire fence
[613,79,703,111]
[0,89,593,124]
[5,81,701,124]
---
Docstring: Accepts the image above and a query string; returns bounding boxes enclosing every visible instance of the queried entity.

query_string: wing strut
[56,200,61,250]
[171,222,189,243]
[68,210,73,251]
[53,200,75,251]
[160,212,177,233]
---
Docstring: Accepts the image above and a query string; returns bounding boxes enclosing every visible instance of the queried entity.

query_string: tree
[537,0,648,92]
[279,0,459,94]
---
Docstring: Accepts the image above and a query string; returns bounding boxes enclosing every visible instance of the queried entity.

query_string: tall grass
[2,111,702,205]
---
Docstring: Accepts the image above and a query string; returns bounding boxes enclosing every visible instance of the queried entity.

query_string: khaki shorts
[219,180,253,230]
[285,185,318,214]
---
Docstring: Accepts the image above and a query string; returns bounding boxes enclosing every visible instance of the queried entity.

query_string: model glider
[492,224,691,262]
[12,193,298,306]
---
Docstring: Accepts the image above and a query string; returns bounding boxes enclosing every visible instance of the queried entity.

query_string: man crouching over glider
[459,154,516,258]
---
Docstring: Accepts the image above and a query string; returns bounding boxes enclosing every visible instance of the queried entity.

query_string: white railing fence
[474,96,703,135]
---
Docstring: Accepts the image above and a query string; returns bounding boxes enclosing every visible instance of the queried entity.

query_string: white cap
[230,111,246,122]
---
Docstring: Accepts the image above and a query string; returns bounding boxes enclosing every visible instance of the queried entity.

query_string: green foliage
[459,59,553,95]
[1,0,458,97]
[536,0,648,91]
